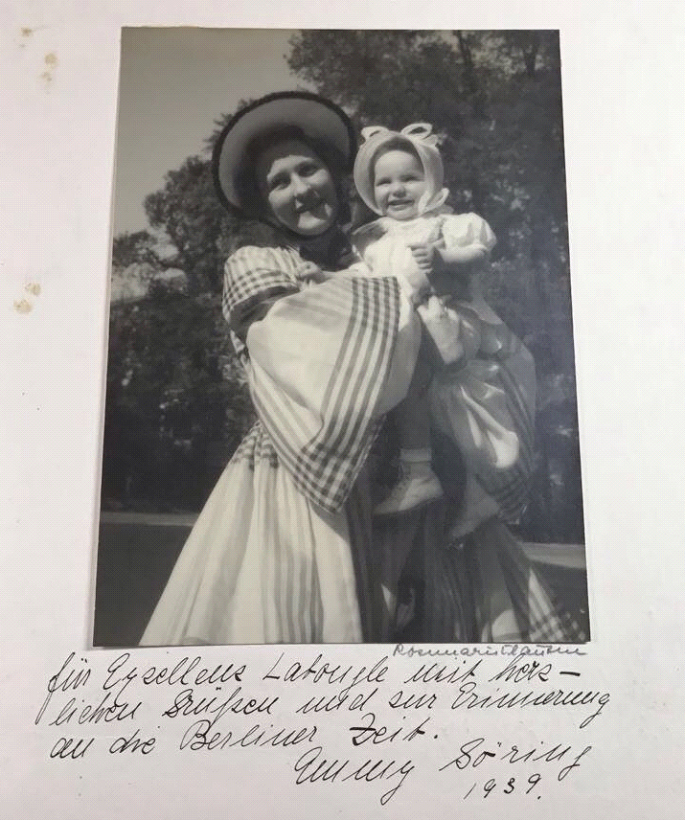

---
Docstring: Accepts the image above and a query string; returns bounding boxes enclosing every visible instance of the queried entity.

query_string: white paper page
[1,2,684,818]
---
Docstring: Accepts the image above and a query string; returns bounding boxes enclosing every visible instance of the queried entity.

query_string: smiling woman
[139,92,424,646]
[256,139,340,236]
[97,31,590,649]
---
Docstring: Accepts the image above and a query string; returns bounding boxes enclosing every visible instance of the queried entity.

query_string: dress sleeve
[351,221,387,269]
[245,275,421,513]
[441,213,497,254]
[222,246,300,340]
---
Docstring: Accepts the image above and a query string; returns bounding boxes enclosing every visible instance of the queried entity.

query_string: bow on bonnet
[353,122,450,216]
[360,122,441,147]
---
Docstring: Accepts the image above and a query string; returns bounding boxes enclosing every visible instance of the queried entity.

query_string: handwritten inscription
[34,644,606,805]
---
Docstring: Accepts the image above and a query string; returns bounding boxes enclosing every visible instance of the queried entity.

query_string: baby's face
[373,150,428,221]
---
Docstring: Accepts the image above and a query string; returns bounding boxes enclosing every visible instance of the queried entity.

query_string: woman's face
[256,139,339,236]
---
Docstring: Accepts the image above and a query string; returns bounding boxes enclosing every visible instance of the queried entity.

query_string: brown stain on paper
[18,30,57,84]
[14,299,33,314]
[19,25,46,49]
[13,283,41,313]
[19,27,34,47]
[41,52,58,86]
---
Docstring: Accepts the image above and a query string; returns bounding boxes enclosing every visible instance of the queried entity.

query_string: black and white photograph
[94,28,589,648]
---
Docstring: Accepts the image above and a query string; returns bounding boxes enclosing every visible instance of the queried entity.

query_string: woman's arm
[243,274,421,513]
[223,246,300,342]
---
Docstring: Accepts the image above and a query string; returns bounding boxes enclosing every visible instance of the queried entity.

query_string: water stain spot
[20,25,47,46]
[14,299,33,314]
[41,53,58,86]
[19,27,34,47]
[25,282,41,296]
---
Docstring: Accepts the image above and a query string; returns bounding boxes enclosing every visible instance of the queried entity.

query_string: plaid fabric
[223,246,301,361]
[223,245,404,514]
[232,419,279,469]
[250,275,402,514]
[476,333,536,525]
[483,523,587,643]
[222,245,301,322]
[419,518,587,643]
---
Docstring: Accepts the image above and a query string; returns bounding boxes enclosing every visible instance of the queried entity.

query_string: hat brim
[212,91,356,215]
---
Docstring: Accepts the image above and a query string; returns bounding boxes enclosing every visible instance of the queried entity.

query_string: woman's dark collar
[288,223,354,270]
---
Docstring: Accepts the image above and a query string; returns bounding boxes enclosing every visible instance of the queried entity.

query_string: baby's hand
[409,242,442,275]
[296,261,327,283]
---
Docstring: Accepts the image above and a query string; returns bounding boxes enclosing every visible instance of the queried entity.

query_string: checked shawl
[223,245,402,515]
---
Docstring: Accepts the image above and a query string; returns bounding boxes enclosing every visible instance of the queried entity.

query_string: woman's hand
[296,261,331,284]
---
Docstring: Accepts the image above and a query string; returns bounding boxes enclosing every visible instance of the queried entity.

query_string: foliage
[288,29,583,543]
[103,31,584,542]
[102,288,254,511]
[112,230,159,270]
[143,157,228,294]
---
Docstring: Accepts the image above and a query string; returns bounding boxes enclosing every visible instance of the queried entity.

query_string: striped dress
[349,212,585,643]
[140,244,585,646]
[375,318,587,644]
[140,245,421,645]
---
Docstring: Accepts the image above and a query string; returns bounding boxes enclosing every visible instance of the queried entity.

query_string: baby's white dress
[352,211,523,498]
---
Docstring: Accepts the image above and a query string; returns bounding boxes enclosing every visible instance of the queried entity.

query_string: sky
[113,28,308,235]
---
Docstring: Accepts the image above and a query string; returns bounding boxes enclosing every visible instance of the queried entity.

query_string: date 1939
[439,736,592,800]
[462,774,542,800]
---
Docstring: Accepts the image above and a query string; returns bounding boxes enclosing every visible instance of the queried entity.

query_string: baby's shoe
[374,462,443,516]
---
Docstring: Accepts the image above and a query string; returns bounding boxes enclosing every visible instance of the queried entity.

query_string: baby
[350,123,511,516]
[297,123,516,517]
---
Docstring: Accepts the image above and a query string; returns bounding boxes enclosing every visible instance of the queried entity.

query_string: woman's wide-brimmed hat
[212,91,357,216]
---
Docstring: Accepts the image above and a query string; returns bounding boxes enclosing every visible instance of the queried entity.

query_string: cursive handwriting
[35,653,91,725]
[394,644,587,660]
[440,735,593,782]
[48,691,140,727]
[34,646,607,807]
[293,745,415,805]
[103,653,246,701]
[450,679,609,728]
[179,720,317,752]
[264,653,388,696]
[349,712,431,746]
[163,685,278,728]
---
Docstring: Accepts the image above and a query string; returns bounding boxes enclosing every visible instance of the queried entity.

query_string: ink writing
[33,646,607,806]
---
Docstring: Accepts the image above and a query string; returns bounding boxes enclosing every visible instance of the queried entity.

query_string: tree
[102,289,254,512]
[287,29,583,543]
[112,230,159,270]
[289,31,466,131]
[143,156,229,294]
[142,153,284,295]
